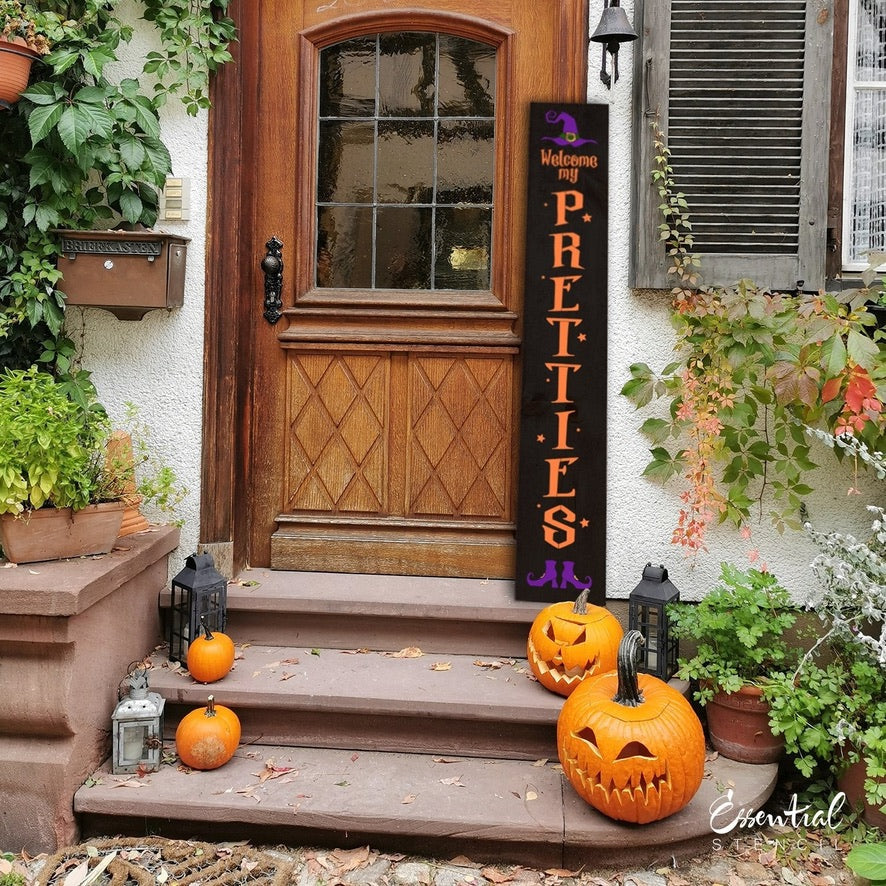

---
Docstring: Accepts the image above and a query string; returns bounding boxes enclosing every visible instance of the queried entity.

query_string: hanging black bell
[590,2,638,88]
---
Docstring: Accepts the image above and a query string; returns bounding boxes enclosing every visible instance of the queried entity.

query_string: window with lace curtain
[843,0,886,270]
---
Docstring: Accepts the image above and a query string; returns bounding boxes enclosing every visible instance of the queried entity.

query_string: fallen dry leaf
[473,659,503,669]
[330,846,371,872]
[430,661,452,671]
[351,753,359,762]
[545,867,582,878]
[388,646,423,658]
[253,760,297,782]
[402,793,417,804]
[341,648,371,654]
[433,756,460,764]
[280,672,297,681]
[440,775,466,787]
[449,855,474,866]
[481,867,515,884]
[532,758,548,767]
[525,789,538,801]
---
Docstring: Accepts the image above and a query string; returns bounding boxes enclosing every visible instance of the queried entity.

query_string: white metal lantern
[111,662,165,774]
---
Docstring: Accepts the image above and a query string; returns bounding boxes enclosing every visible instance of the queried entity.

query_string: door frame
[200,0,589,575]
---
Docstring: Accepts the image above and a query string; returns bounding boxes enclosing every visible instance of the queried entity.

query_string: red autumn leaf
[820,375,842,404]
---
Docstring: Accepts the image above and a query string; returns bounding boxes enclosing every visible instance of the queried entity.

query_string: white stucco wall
[66,1,206,561]
[71,2,881,598]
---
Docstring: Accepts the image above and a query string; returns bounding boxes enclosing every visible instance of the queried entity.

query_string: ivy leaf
[846,328,880,369]
[119,189,144,223]
[118,134,147,171]
[57,106,94,156]
[639,417,673,444]
[820,376,842,404]
[27,102,65,145]
[129,97,162,138]
[822,334,848,378]
[642,447,683,483]
[20,82,64,105]
[83,47,117,79]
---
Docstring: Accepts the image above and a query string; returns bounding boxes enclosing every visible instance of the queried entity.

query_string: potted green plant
[768,438,886,825]
[667,563,800,764]
[0,0,49,106]
[0,366,126,562]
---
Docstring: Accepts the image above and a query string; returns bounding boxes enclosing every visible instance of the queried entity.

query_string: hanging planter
[0,37,39,107]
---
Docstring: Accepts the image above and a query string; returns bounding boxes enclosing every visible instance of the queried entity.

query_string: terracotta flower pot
[0,37,39,107]
[0,501,125,564]
[705,684,784,764]
[837,753,886,830]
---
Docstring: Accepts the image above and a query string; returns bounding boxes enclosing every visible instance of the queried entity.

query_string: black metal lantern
[590,0,638,88]
[168,552,227,664]
[111,662,165,774]
[628,562,679,681]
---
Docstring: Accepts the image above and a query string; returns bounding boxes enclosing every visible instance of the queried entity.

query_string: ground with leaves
[1,825,857,886]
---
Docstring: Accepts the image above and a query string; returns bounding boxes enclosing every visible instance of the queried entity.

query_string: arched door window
[316,33,496,291]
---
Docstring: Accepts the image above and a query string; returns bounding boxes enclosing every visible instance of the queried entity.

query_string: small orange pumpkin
[175,695,241,770]
[527,588,623,696]
[557,630,705,824]
[187,617,236,683]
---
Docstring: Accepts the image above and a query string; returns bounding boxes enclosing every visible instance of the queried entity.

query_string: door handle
[261,236,283,324]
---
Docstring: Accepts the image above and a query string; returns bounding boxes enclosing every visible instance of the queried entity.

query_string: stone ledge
[0,525,180,617]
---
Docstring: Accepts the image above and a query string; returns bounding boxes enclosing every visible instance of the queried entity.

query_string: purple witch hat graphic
[542,110,597,146]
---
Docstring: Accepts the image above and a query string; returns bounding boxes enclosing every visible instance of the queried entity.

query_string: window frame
[839,0,886,273]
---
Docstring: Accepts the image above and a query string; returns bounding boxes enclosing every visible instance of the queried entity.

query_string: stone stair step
[159,569,552,655]
[149,643,562,760]
[74,745,778,869]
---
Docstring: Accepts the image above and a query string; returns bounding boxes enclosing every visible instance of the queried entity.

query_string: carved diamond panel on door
[286,352,389,514]
[409,355,512,520]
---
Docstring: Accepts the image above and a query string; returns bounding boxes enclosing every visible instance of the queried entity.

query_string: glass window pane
[376,207,433,288]
[855,0,886,82]
[317,206,374,288]
[437,121,494,205]
[377,120,435,203]
[438,35,495,117]
[318,121,375,203]
[320,37,377,117]
[317,33,495,290]
[379,33,436,117]
[435,207,491,289]
[849,88,886,262]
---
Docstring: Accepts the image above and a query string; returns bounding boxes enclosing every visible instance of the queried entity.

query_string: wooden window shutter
[631,0,834,291]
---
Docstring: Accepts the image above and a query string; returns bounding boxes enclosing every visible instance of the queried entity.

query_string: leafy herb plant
[667,563,799,704]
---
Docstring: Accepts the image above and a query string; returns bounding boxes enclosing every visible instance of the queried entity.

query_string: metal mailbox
[55,229,190,320]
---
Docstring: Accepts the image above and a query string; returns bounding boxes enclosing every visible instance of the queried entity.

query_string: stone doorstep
[74,746,778,870]
[149,644,563,760]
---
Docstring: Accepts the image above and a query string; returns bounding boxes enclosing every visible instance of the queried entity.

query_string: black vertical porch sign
[515,103,608,604]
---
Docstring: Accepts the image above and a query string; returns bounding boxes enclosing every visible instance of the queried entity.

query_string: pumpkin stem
[206,695,217,717]
[199,615,215,642]
[571,587,590,615]
[613,630,645,707]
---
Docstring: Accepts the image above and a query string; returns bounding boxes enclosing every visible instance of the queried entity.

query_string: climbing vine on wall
[621,120,886,552]
[0,0,235,373]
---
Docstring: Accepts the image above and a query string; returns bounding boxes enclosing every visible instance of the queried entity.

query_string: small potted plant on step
[0,367,185,563]
[668,563,800,764]
[0,0,49,107]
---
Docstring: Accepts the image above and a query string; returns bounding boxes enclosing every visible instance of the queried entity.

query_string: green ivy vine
[0,0,235,374]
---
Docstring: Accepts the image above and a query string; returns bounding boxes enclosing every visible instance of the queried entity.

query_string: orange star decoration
[580,518,589,528]
[537,434,546,443]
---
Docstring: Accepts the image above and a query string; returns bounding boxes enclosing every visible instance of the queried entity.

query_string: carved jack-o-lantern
[527,589,623,696]
[557,630,705,824]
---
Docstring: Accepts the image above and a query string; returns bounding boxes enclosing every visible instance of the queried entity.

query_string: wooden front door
[243,0,587,576]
